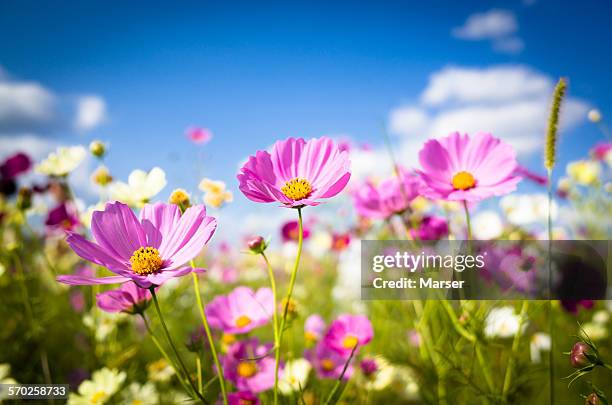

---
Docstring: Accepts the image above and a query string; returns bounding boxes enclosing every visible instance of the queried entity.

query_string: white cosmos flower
[500,194,558,226]
[147,359,175,383]
[0,363,17,384]
[83,310,127,341]
[472,210,503,240]
[109,167,167,207]
[566,160,601,186]
[279,358,312,395]
[67,368,126,405]
[123,382,158,405]
[36,146,87,176]
[529,333,551,363]
[363,357,394,391]
[484,306,527,339]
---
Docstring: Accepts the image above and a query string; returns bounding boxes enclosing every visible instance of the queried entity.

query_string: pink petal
[91,202,147,261]
[57,274,131,285]
[139,202,182,248]
[65,232,131,274]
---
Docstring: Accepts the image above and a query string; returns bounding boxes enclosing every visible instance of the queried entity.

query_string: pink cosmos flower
[410,215,449,240]
[222,338,276,393]
[226,391,260,405]
[591,142,612,161]
[323,314,373,355]
[57,201,216,288]
[237,137,351,208]
[206,287,274,334]
[96,282,152,313]
[307,341,353,380]
[331,232,351,252]
[304,314,326,343]
[45,202,80,231]
[352,168,422,219]
[417,132,521,202]
[0,152,31,179]
[280,219,311,242]
[186,126,213,144]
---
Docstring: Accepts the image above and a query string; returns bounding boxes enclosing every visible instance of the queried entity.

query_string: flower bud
[169,189,191,212]
[280,297,298,320]
[570,341,592,368]
[89,140,107,158]
[585,393,600,405]
[16,187,32,210]
[91,166,113,186]
[588,109,602,123]
[360,358,378,378]
[247,236,267,254]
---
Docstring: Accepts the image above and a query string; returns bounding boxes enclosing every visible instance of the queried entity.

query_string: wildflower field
[1,3,612,404]
[1,76,611,405]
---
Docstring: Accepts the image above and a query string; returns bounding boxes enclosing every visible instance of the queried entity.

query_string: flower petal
[57,274,131,285]
[91,202,147,261]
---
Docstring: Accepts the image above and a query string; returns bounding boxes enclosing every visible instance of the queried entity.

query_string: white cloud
[389,65,589,157]
[0,81,56,132]
[0,133,56,161]
[422,66,550,106]
[453,9,518,40]
[452,9,524,54]
[75,95,107,131]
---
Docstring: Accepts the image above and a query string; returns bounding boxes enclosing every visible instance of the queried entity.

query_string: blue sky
[1,0,611,237]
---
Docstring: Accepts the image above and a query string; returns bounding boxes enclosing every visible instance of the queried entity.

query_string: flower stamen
[281,177,312,201]
[237,361,258,378]
[342,335,359,349]
[130,247,162,275]
[452,171,476,190]
[235,315,252,328]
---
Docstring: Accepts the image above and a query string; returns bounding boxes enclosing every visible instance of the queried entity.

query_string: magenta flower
[226,391,260,405]
[307,341,353,380]
[0,152,31,179]
[237,137,351,208]
[353,168,422,219]
[222,338,276,393]
[410,215,449,240]
[591,142,612,161]
[96,282,152,313]
[186,126,213,144]
[304,314,326,342]
[331,232,351,252]
[514,165,548,186]
[417,132,521,202]
[323,314,373,355]
[57,201,216,288]
[45,203,80,231]
[206,287,274,334]
[281,219,311,242]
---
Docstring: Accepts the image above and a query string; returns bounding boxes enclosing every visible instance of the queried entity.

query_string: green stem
[140,313,192,394]
[463,200,472,241]
[323,344,358,405]
[502,301,529,401]
[546,168,555,405]
[150,288,208,405]
[196,357,203,393]
[274,207,304,405]
[191,271,228,405]
[261,252,280,398]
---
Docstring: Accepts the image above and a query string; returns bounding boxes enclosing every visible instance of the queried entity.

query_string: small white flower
[68,368,126,405]
[199,178,233,208]
[592,310,610,325]
[123,382,158,405]
[529,333,551,363]
[147,359,175,383]
[582,322,608,341]
[36,146,87,176]
[0,363,17,384]
[500,194,558,226]
[484,306,526,339]
[279,358,312,395]
[307,231,332,258]
[83,310,127,341]
[363,357,394,391]
[588,109,602,123]
[472,210,503,240]
[109,167,167,207]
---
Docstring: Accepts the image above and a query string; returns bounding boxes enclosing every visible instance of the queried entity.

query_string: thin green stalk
[546,168,555,404]
[274,207,304,405]
[260,252,280,397]
[502,301,529,401]
[140,313,192,394]
[196,357,203,393]
[150,288,208,405]
[323,344,358,405]
[463,200,472,241]
[191,271,228,405]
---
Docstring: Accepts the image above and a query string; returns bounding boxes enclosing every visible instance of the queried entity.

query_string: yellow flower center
[342,335,359,349]
[130,247,163,275]
[235,315,252,328]
[222,333,236,345]
[169,189,190,206]
[451,171,476,190]
[281,177,312,201]
[90,391,107,404]
[237,361,258,378]
[305,331,317,342]
[321,359,335,371]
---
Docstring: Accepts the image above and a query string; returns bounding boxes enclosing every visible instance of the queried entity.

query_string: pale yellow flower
[36,146,87,176]
[68,368,126,405]
[199,178,233,208]
[566,160,601,186]
[279,358,312,395]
